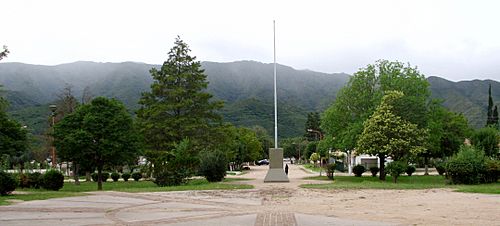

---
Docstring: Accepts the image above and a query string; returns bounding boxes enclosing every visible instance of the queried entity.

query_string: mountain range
[0,61,498,137]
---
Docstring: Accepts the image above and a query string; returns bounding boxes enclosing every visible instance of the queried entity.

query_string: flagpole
[273,20,278,149]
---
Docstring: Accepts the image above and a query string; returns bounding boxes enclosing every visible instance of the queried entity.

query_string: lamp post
[307,128,324,175]
[307,129,323,140]
[49,104,57,168]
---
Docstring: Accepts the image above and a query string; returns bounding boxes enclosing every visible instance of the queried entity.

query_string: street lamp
[49,104,57,168]
[307,129,324,140]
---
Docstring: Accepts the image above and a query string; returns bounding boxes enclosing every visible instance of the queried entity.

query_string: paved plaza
[1,165,499,226]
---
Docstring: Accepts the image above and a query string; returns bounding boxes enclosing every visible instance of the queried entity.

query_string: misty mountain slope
[0,61,349,136]
[1,61,499,136]
[428,76,500,128]
[203,61,350,110]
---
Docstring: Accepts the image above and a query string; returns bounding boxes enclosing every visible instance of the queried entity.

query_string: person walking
[285,164,289,175]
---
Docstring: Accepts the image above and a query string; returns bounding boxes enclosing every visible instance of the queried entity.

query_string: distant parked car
[256,159,269,165]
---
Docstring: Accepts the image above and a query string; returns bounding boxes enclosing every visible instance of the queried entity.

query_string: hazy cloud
[2,0,500,81]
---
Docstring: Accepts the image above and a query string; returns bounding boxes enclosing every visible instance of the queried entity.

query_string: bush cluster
[483,159,500,183]
[199,150,227,182]
[0,171,17,196]
[353,165,365,177]
[369,166,379,177]
[91,172,111,182]
[386,161,407,183]
[326,163,336,180]
[111,172,120,182]
[154,169,189,186]
[122,172,131,181]
[435,163,446,176]
[406,165,416,176]
[41,170,64,191]
[131,172,142,181]
[446,146,488,184]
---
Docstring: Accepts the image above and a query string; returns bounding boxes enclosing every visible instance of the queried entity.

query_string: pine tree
[487,84,494,126]
[137,36,223,153]
[493,106,499,128]
[304,112,322,141]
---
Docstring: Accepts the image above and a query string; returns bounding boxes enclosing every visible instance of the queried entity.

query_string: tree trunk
[73,162,80,185]
[393,176,397,183]
[97,163,103,191]
[424,156,429,175]
[379,155,386,181]
[85,171,91,182]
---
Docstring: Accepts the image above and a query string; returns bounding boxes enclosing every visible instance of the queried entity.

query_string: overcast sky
[2,0,500,81]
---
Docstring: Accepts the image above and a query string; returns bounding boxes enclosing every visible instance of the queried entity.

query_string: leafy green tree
[251,125,272,159]
[357,91,426,180]
[322,60,429,153]
[54,97,140,190]
[422,100,471,173]
[232,127,261,169]
[471,127,499,158]
[0,105,28,168]
[304,112,322,141]
[137,36,223,170]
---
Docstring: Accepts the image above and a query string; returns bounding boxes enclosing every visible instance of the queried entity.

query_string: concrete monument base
[264,148,289,182]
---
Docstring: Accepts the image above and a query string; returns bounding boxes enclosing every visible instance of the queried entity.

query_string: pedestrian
[285,164,289,175]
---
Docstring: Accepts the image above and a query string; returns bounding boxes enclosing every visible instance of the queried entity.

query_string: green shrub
[0,171,17,196]
[91,172,110,182]
[369,166,379,177]
[28,172,42,189]
[199,150,227,182]
[122,172,131,182]
[326,163,336,180]
[353,165,365,177]
[18,173,30,188]
[41,170,64,191]
[91,172,98,182]
[335,161,345,172]
[406,165,416,176]
[110,172,120,182]
[483,159,500,183]
[446,146,486,184]
[386,161,407,183]
[131,172,142,181]
[154,169,190,186]
[102,172,110,182]
[435,163,446,176]
[153,140,197,186]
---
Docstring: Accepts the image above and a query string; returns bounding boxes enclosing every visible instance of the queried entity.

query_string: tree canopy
[357,91,427,180]
[54,97,140,190]
[321,60,429,151]
[137,36,223,154]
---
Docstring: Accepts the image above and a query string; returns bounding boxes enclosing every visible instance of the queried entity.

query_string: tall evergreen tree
[493,106,499,127]
[487,84,494,126]
[305,112,322,141]
[137,36,223,161]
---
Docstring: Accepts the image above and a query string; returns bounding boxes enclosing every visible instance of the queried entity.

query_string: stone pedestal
[264,148,289,182]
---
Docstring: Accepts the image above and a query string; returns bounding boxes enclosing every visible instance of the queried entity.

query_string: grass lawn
[301,175,500,194]
[0,178,253,206]
[303,164,322,172]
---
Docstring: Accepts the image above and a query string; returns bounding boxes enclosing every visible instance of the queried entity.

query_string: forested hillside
[0,61,498,136]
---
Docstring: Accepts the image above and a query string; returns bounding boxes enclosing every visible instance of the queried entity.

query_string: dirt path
[0,164,499,226]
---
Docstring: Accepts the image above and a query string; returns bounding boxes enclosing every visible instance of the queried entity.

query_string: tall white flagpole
[273,20,278,149]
